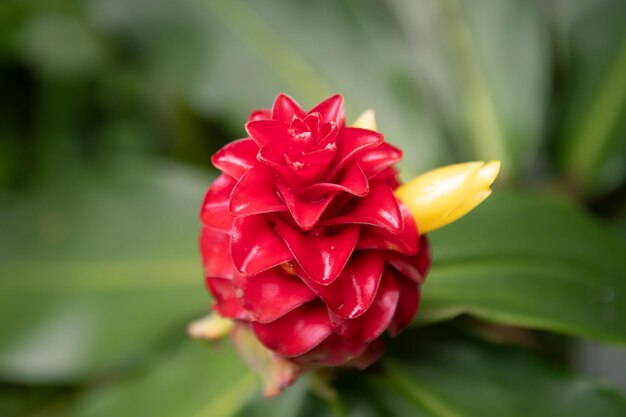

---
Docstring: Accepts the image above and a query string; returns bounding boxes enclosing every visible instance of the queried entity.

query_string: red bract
[200,93,431,371]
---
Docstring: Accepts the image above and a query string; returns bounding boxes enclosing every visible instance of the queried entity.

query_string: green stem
[310,370,347,417]
[384,358,464,417]
[327,395,348,417]
[439,0,510,173]
[564,36,626,187]
[191,374,258,417]
[206,0,335,105]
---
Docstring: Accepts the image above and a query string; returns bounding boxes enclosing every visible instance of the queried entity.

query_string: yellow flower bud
[350,109,498,234]
[352,110,377,131]
[187,312,234,340]
[395,161,500,234]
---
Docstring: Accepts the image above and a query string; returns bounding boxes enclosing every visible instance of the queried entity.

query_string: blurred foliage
[1,0,626,415]
[421,191,626,344]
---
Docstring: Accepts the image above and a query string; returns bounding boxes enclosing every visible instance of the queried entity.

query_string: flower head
[197,93,498,395]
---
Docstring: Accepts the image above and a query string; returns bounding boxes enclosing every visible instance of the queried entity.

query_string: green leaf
[62,338,332,417]
[419,191,626,344]
[67,340,257,417]
[364,329,626,417]
[199,0,448,178]
[19,13,107,79]
[385,0,550,178]
[0,159,211,383]
[556,0,626,194]
[0,384,65,417]
[231,377,332,417]
[60,329,626,417]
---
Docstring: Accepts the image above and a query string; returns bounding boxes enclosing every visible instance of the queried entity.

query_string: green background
[1,0,626,415]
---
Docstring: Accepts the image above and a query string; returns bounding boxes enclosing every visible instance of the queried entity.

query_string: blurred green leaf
[66,340,256,417]
[555,0,626,194]
[87,0,214,95]
[65,339,336,417]
[19,13,107,79]
[199,0,448,178]
[231,376,332,417]
[60,329,626,417]
[386,0,550,178]
[364,329,626,417]
[0,159,211,383]
[0,384,65,417]
[421,191,626,344]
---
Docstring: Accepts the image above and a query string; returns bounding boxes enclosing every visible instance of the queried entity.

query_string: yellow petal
[475,160,501,186]
[352,110,377,131]
[395,161,500,234]
[187,312,234,340]
[395,161,483,233]
[426,189,492,232]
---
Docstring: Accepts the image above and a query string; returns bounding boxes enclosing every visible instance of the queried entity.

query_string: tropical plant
[1,0,625,416]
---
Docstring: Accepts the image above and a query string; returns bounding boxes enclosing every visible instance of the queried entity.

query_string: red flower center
[201,93,431,376]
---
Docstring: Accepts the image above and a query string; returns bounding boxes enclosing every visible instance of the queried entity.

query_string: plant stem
[564,36,626,189]
[191,374,257,417]
[439,0,510,174]
[384,358,464,417]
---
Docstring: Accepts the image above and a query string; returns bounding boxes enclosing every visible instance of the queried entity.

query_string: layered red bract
[200,94,430,368]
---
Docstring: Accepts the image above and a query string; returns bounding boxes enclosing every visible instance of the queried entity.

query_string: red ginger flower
[200,93,430,376]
